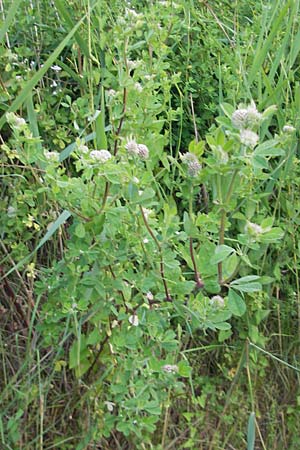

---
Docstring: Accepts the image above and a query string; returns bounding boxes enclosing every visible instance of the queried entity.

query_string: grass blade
[53,0,90,59]
[247,412,255,450]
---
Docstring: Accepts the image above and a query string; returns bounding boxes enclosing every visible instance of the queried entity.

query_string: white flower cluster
[181,152,201,177]
[209,295,225,308]
[232,101,262,130]
[162,364,178,373]
[125,138,149,160]
[44,151,59,162]
[90,149,112,162]
[128,314,139,326]
[6,112,27,130]
[240,129,259,148]
[232,101,261,148]
[245,221,263,236]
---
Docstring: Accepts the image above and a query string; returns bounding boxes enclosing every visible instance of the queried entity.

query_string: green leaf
[228,289,246,316]
[188,139,205,157]
[75,223,86,238]
[183,212,198,238]
[210,245,235,264]
[230,276,262,293]
[178,361,192,378]
[220,102,235,118]
[213,322,231,330]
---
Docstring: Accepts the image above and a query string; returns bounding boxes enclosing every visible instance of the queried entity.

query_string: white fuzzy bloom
[51,65,62,72]
[232,109,248,129]
[44,151,59,162]
[137,143,149,159]
[245,221,263,235]
[232,101,262,130]
[104,401,115,412]
[78,143,89,154]
[210,295,225,307]
[246,103,262,127]
[146,291,154,301]
[127,60,139,71]
[162,364,178,373]
[107,89,116,97]
[142,208,152,220]
[283,125,296,133]
[134,82,143,93]
[132,177,139,184]
[125,138,139,156]
[240,129,259,147]
[7,113,26,129]
[129,314,139,326]
[7,206,16,217]
[90,149,112,162]
[181,152,201,177]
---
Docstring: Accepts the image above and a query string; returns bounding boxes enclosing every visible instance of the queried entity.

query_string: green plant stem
[190,238,204,289]
[218,208,226,284]
[139,205,172,301]
[218,169,239,284]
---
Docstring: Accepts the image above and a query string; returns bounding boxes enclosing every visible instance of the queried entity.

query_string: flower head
[240,129,259,148]
[283,125,296,133]
[162,364,178,373]
[90,149,112,162]
[137,143,149,159]
[128,314,139,326]
[44,151,59,162]
[210,295,225,308]
[245,221,263,236]
[181,152,201,177]
[232,101,262,130]
[125,138,139,156]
